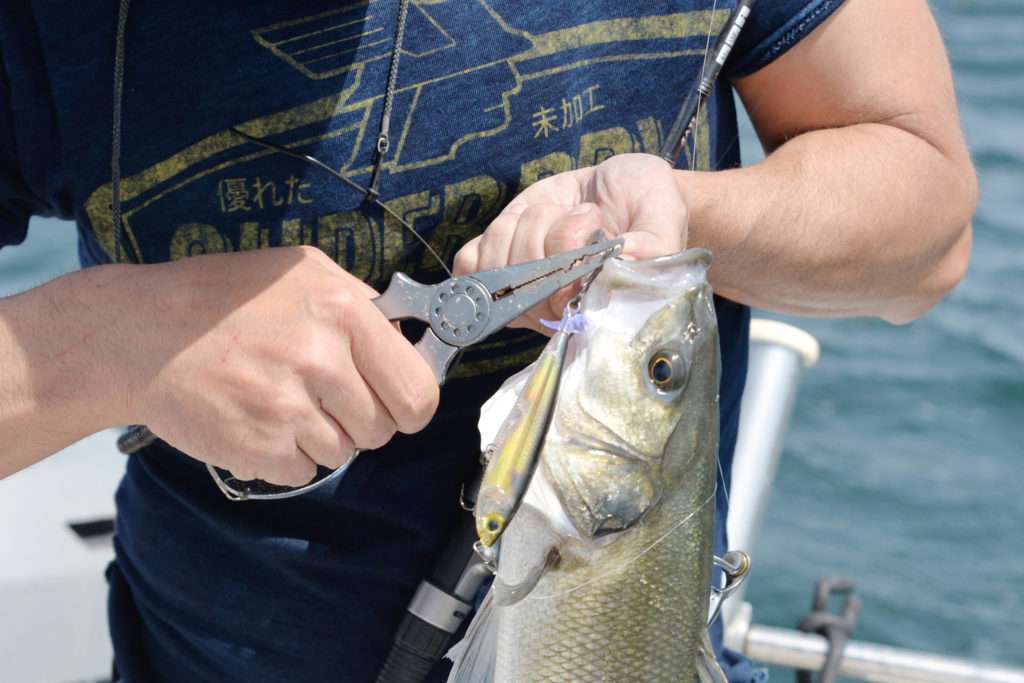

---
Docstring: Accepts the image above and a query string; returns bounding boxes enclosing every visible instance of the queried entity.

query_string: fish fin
[694,628,728,683]
[445,589,497,683]
[492,546,558,607]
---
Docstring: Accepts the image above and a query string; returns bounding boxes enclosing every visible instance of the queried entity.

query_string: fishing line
[112,0,450,280]
[229,127,454,279]
[717,454,731,509]
[110,0,135,264]
[712,78,774,172]
[692,0,721,172]
[665,2,748,509]
[524,489,716,601]
[228,0,454,281]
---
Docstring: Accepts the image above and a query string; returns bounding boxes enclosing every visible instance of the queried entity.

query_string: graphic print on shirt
[83,1,728,377]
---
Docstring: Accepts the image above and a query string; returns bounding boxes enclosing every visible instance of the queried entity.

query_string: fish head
[544,248,720,539]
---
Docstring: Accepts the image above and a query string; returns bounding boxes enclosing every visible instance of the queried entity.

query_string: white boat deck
[1,430,122,683]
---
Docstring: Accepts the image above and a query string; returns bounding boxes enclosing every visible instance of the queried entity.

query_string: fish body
[460,249,722,682]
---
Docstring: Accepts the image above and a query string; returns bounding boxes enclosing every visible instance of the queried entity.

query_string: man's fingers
[620,231,679,260]
[245,446,318,487]
[506,203,570,265]
[542,203,608,256]
[527,203,610,323]
[297,407,356,470]
[488,202,607,330]
[348,302,439,434]
[281,447,320,487]
[475,210,520,272]
[607,157,688,257]
[317,368,396,453]
[453,236,481,276]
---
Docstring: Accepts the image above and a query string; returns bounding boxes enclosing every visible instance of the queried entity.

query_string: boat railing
[726,318,1024,683]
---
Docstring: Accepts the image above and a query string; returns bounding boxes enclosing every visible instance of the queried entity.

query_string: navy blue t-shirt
[0,2,843,681]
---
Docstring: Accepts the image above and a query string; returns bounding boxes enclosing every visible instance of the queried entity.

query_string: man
[0,1,975,681]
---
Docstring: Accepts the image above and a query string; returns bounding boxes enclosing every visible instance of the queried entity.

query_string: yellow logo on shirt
[83,2,724,378]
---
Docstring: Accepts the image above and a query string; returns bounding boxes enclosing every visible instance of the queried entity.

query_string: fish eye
[646,349,688,394]
[650,356,673,385]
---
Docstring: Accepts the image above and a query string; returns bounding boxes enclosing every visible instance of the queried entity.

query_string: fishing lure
[474,315,577,548]
[474,230,606,550]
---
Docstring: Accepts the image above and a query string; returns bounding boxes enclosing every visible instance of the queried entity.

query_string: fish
[449,247,725,682]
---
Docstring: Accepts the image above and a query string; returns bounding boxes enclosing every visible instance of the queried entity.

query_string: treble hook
[473,539,500,574]
[707,550,751,626]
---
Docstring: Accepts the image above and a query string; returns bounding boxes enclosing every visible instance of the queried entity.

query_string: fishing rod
[375,471,491,683]
[660,0,756,166]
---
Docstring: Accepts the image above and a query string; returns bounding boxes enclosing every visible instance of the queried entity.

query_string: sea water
[741,0,1024,672]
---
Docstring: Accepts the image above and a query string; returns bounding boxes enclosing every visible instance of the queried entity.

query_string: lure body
[475,326,572,547]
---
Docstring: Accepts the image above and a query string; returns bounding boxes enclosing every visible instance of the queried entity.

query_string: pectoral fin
[695,628,728,683]
[488,497,568,608]
[493,546,559,607]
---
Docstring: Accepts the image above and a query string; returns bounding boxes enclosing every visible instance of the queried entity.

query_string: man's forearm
[680,121,977,323]
[0,266,129,477]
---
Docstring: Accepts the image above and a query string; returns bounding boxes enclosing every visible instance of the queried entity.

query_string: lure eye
[647,349,688,394]
[476,512,506,548]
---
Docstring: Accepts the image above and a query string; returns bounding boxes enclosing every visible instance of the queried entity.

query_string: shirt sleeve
[727,0,847,79]
[0,74,44,250]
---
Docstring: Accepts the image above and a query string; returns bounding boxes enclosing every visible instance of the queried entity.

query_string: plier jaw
[373,238,623,383]
[471,237,623,328]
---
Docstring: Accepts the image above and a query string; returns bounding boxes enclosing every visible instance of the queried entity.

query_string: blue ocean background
[736,0,1024,674]
[0,0,1019,675]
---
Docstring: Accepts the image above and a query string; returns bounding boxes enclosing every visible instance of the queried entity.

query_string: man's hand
[117,246,440,486]
[454,153,689,332]
[458,1,976,329]
[0,247,440,482]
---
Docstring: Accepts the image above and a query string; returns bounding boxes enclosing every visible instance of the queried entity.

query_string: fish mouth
[603,248,712,294]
